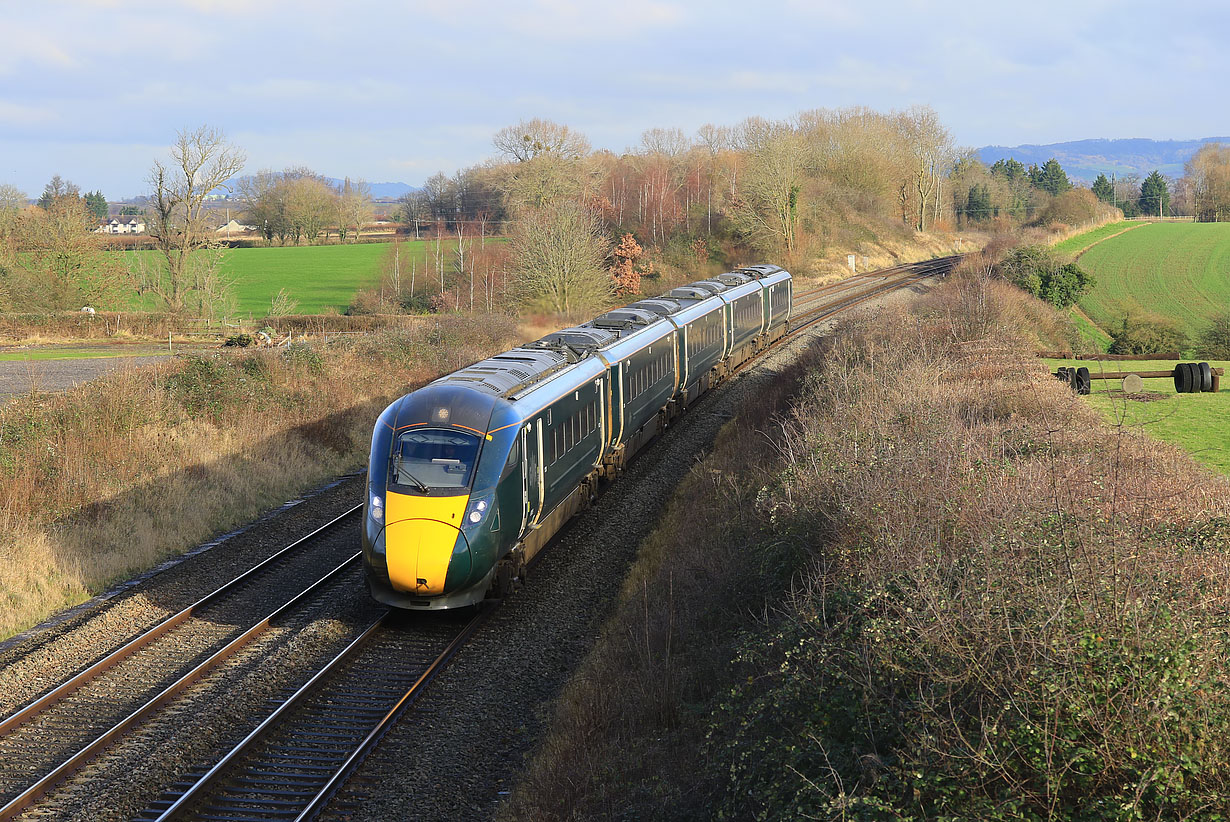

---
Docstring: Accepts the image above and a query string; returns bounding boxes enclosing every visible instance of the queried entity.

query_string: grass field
[0,346,169,361]
[1070,222,1230,342]
[126,240,450,315]
[1044,357,1230,474]
[1051,220,1140,257]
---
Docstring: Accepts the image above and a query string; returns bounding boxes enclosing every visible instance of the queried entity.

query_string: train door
[521,421,543,533]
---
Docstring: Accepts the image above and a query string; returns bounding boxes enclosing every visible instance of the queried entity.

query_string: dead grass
[0,314,519,640]
[502,271,1230,820]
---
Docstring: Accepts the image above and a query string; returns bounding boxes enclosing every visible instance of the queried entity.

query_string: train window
[392,429,480,491]
[500,436,520,479]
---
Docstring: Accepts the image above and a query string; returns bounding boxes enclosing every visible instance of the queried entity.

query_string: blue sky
[1,0,1225,198]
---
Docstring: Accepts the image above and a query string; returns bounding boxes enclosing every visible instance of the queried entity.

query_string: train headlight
[370,494,384,523]
[463,494,493,529]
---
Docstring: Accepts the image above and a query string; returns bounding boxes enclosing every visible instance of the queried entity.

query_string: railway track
[0,506,363,820]
[791,255,955,328]
[136,611,483,821]
[0,255,957,820]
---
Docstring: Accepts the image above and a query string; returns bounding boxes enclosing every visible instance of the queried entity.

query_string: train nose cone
[384,519,472,595]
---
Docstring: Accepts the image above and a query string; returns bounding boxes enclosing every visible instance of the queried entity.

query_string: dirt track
[0,356,169,403]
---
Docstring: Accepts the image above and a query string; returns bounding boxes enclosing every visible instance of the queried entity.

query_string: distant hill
[977,137,1230,183]
[323,179,418,200]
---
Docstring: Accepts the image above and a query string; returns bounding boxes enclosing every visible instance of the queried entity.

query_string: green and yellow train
[362,265,793,609]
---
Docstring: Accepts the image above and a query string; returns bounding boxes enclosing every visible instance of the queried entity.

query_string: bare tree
[143,126,245,313]
[511,201,611,316]
[1186,143,1230,221]
[727,119,808,254]
[0,183,26,213]
[0,184,26,247]
[640,127,691,158]
[337,178,373,242]
[901,106,953,232]
[6,196,128,310]
[281,174,336,244]
[493,118,590,162]
[237,169,284,244]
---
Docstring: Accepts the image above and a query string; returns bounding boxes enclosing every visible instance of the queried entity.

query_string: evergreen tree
[1034,158,1072,196]
[990,158,1027,183]
[83,190,108,222]
[990,158,1030,218]
[37,175,80,210]
[1139,170,1170,217]
[966,184,993,222]
[1027,163,1044,189]
[1091,173,1114,204]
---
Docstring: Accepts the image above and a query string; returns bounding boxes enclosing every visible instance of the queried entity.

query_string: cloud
[0,101,58,128]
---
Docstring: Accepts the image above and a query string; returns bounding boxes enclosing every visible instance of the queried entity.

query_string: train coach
[362,265,792,610]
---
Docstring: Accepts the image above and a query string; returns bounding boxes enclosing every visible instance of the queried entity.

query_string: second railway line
[0,256,957,821]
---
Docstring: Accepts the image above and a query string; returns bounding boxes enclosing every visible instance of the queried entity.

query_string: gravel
[0,355,170,403]
[0,473,368,717]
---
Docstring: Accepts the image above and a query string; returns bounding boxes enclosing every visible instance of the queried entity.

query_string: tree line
[5,116,1230,318]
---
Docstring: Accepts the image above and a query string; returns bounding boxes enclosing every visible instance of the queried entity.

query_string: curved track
[0,255,958,821]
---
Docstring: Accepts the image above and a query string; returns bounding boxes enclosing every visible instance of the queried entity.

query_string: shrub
[994,245,1094,308]
[1198,311,1230,358]
[703,295,1230,820]
[280,341,324,373]
[1032,188,1115,228]
[1109,316,1188,354]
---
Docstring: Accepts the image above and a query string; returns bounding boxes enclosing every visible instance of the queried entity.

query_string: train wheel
[494,562,514,599]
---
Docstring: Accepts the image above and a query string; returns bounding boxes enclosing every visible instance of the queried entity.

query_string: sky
[1,0,1226,199]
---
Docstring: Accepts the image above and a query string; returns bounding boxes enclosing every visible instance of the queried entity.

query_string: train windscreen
[392,429,481,492]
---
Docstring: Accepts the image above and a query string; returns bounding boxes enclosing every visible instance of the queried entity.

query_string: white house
[95,216,146,235]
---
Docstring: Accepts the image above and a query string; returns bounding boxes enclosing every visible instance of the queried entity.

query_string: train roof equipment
[663,285,713,302]
[734,264,786,279]
[713,272,753,287]
[589,307,660,331]
[627,298,682,317]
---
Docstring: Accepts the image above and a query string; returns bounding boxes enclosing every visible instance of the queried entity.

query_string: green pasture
[1070,222,1230,342]
[1044,357,1230,475]
[0,347,169,361]
[1068,306,1114,351]
[126,240,443,315]
[1051,221,1139,257]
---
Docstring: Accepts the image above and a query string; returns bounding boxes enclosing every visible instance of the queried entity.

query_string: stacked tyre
[1173,362,1213,393]
[1055,366,1091,395]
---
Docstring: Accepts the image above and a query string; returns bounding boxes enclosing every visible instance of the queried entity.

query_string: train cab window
[500,436,520,479]
[392,429,480,491]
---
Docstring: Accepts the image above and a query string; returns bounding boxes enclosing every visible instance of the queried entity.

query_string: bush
[1033,188,1115,228]
[166,353,271,420]
[1198,311,1230,358]
[703,295,1230,820]
[280,341,323,373]
[1109,316,1188,355]
[994,245,1094,308]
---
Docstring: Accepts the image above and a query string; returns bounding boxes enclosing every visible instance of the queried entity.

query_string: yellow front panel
[384,492,469,595]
